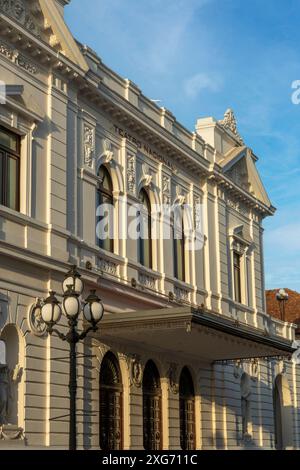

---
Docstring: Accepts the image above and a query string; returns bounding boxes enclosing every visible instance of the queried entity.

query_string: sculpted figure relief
[0,364,9,426]
[241,374,252,440]
[0,364,22,427]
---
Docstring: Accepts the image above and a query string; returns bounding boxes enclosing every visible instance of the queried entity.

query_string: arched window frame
[99,352,123,450]
[138,188,152,269]
[97,166,114,253]
[143,360,162,451]
[179,367,195,450]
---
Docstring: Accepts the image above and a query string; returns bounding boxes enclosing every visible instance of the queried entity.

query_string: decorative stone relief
[227,198,240,212]
[174,286,189,302]
[250,360,259,381]
[101,139,114,164]
[139,273,155,290]
[130,355,142,388]
[241,374,252,441]
[27,299,47,337]
[84,124,95,167]
[0,0,42,38]
[140,163,153,188]
[0,41,38,74]
[194,196,202,231]
[0,364,22,427]
[233,360,244,379]
[127,155,136,195]
[162,176,171,205]
[0,425,24,441]
[219,108,244,145]
[98,258,117,275]
[174,186,186,206]
[168,363,179,394]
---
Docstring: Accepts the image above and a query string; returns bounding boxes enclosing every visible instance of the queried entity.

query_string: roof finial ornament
[219,108,244,145]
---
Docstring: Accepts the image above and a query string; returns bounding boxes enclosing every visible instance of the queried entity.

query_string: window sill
[0,205,47,230]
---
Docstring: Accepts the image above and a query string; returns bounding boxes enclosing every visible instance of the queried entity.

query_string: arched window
[138,189,152,269]
[97,166,114,253]
[179,367,195,450]
[143,361,162,450]
[173,205,185,282]
[100,352,123,450]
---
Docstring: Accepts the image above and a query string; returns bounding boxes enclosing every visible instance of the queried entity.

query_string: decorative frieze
[174,286,189,302]
[83,124,95,167]
[227,197,248,216]
[98,258,117,275]
[127,155,136,195]
[0,41,38,74]
[139,273,155,290]
[0,0,42,38]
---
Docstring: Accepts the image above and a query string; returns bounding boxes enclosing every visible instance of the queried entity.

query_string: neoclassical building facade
[0,0,299,450]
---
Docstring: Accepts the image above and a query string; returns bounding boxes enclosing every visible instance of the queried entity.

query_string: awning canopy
[99,306,296,362]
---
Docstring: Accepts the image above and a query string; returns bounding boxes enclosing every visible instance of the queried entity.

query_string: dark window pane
[100,353,123,450]
[97,166,114,253]
[143,361,162,451]
[138,190,152,269]
[0,128,17,152]
[234,253,242,303]
[7,155,19,211]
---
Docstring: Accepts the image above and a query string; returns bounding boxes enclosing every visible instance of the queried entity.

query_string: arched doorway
[179,367,195,450]
[99,352,123,450]
[273,374,293,450]
[143,360,162,450]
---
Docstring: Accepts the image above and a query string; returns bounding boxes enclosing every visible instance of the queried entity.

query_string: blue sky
[66,0,300,291]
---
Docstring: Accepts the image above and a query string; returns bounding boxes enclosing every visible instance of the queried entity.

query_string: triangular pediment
[220,147,271,207]
[0,0,88,71]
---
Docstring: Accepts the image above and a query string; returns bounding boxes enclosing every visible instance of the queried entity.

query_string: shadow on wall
[210,366,295,450]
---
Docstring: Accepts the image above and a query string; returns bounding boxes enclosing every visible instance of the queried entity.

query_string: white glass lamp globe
[62,294,80,319]
[83,290,104,325]
[276,289,289,301]
[62,266,83,295]
[41,292,62,326]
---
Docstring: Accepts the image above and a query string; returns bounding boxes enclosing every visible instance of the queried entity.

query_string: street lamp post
[41,266,104,451]
[276,288,289,322]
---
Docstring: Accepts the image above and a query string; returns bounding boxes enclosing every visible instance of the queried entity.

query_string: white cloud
[184,72,222,98]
